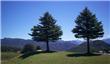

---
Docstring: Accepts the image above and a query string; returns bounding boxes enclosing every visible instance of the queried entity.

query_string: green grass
[1,51,110,64]
[1,52,19,60]
[1,52,20,64]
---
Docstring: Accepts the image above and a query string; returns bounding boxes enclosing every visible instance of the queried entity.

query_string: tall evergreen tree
[29,12,63,52]
[72,7,104,54]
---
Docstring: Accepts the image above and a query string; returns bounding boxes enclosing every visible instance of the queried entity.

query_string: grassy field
[1,52,20,64]
[1,51,110,64]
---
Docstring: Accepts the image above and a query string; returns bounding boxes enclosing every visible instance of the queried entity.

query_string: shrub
[21,44,36,54]
[36,46,41,50]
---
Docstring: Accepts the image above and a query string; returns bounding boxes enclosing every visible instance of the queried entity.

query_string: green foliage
[21,44,37,54]
[72,7,104,54]
[29,12,63,52]
[36,46,41,50]
[72,7,104,39]
[29,12,62,41]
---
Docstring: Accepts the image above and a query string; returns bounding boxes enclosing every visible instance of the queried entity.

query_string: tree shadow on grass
[67,53,102,57]
[19,52,37,59]
[19,51,56,59]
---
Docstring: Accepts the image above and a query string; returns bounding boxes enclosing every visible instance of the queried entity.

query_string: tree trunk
[46,40,50,52]
[87,37,90,54]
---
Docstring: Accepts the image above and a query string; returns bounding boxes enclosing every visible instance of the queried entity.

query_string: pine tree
[29,12,63,52]
[72,7,104,54]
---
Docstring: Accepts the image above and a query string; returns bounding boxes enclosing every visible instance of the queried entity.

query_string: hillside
[103,38,110,44]
[1,51,110,64]
[70,40,110,53]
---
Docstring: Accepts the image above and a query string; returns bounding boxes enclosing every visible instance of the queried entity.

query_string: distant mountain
[103,38,110,44]
[1,38,81,51]
[69,40,110,53]
[1,38,34,48]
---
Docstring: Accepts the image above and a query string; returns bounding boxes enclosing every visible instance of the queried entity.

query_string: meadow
[1,51,110,64]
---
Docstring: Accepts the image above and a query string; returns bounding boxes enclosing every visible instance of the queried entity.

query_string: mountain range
[1,38,80,51]
[70,40,110,53]
[1,38,110,52]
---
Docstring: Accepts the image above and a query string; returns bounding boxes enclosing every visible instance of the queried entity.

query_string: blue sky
[1,1,110,40]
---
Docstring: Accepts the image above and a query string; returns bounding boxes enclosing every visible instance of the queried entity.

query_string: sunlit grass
[1,51,110,64]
